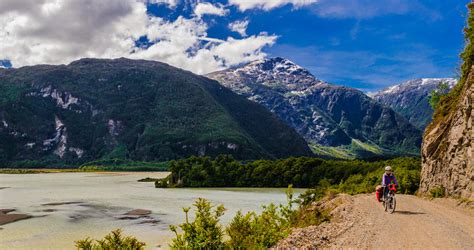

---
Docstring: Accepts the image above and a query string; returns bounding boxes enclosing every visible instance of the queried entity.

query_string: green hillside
[0,58,312,167]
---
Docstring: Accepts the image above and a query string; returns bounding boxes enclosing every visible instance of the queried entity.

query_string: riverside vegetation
[74,155,420,249]
[167,186,330,249]
[157,155,420,195]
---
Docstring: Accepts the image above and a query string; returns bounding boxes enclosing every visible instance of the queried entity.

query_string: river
[0,172,294,249]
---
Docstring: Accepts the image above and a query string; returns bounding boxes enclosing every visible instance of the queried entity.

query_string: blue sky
[152,0,469,91]
[0,0,470,91]
[148,0,469,90]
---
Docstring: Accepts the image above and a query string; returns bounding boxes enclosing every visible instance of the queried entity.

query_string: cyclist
[381,166,398,200]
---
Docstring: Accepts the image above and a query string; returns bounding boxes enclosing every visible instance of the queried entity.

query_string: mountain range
[207,57,422,159]
[370,78,457,130]
[1,56,451,164]
[0,58,312,167]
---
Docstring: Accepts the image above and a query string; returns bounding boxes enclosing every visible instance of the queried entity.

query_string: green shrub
[169,186,319,249]
[226,203,291,249]
[226,186,295,248]
[169,198,226,249]
[429,186,446,198]
[428,81,450,109]
[75,229,145,250]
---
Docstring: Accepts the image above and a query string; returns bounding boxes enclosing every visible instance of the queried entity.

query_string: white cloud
[148,0,178,8]
[194,2,228,18]
[0,0,276,74]
[229,0,317,11]
[228,19,249,37]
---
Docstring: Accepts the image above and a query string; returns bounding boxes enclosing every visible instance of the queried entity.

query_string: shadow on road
[395,210,425,215]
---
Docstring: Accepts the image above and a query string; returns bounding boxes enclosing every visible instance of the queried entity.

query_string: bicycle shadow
[394,210,425,215]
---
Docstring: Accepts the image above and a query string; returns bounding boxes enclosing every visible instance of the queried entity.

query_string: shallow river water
[0,172,294,249]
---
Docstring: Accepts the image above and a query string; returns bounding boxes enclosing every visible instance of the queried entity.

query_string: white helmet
[385,166,392,171]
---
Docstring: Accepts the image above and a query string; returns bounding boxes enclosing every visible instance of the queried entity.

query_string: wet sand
[0,209,32,225]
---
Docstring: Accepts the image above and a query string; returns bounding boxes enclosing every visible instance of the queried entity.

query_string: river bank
[0,172,293,249]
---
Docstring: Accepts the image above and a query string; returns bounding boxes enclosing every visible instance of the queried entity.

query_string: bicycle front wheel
[387,196,396,214]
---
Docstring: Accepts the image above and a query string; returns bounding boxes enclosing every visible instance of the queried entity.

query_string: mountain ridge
[207,57,422,159]
[370,78,457,130]
[0,58,312,166]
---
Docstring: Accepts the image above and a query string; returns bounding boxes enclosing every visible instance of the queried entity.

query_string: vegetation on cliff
[429,3,474,131]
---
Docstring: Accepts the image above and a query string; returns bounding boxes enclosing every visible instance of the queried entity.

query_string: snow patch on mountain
[370,78,458,130]
[217,57,324,92]
[375,78,457,96]
[207,57,422,157]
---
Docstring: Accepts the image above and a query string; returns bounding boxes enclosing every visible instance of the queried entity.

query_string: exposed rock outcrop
[0,58,312,165]
[370,78,457,130]
[208,57,422,159]
[420,67,474,199]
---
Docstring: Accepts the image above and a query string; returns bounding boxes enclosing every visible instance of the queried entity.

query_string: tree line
[159,155,421,195]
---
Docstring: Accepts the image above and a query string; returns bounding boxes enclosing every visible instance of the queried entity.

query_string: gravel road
[276,194,474,249]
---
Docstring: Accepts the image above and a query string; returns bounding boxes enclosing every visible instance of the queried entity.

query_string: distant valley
[208,57,426,159]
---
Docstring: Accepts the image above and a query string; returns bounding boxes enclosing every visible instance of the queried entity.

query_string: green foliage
[429,186,446,198]
[169,198,226,249]
[79,159,169,171]
[0,83,25,107]
[171,186,313,249]
[428,81,450,109]
[0,58,311,167]
[165,155,421,192]
[226,203,291,249]
[75,229,145,250]
[336,158,421,196]
[226,185,295,248]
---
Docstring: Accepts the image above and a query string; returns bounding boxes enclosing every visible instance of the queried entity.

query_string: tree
[75,229,145,250]
[169,198,226,249]
[429,81,450,109]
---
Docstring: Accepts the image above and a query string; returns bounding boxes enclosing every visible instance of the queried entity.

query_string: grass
[79,159,170,171]
[310,139,387,159]
[0,168,99,174]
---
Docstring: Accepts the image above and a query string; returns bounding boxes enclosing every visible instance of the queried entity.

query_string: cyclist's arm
[393,176,399,186]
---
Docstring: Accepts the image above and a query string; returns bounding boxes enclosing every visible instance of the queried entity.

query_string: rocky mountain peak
[370,78,458,130]
[210,57,322,92]
[371,78,457,97]
[208,58,422,159]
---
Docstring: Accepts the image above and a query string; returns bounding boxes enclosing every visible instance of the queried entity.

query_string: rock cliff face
[420,68,473,199]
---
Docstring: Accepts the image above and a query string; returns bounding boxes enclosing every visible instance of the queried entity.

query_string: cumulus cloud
[0,0,276,74]
[229,0,318,11]
[149,0,178,8]
[194,2,228,18]
[228,19,249,37]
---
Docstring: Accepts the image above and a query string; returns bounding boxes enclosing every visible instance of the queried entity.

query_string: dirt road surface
[276,194,474,249]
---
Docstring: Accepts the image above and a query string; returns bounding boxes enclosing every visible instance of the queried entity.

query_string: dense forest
[159,155,420,195]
